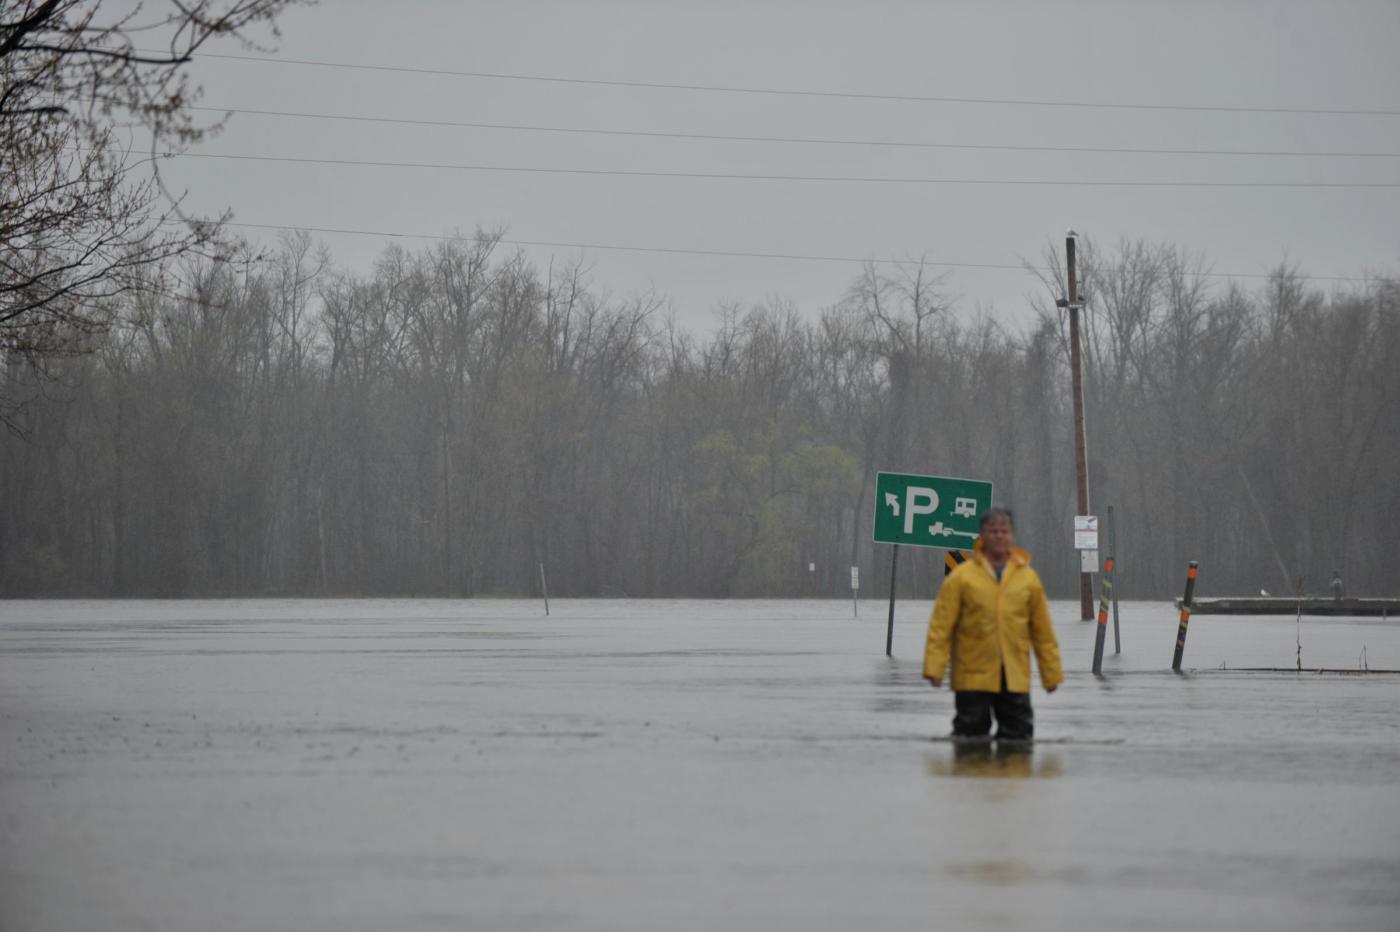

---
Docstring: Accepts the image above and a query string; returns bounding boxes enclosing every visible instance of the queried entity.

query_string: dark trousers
[952,670,1034,740]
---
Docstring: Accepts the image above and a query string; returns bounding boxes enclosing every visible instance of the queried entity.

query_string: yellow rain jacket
[923,542,1063,693]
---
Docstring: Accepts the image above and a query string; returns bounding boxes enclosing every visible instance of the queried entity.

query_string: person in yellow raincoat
[924,507,1063,740]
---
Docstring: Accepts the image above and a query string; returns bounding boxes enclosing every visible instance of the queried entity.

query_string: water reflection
[926,741,1063,779]
[946,859,1036,885]
[871,659,938,714]
[873,659,928,690]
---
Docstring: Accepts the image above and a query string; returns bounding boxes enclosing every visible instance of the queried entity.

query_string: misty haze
[2,2,1398,930]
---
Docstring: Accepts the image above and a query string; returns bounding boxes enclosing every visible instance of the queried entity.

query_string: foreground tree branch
[0,0,303,380]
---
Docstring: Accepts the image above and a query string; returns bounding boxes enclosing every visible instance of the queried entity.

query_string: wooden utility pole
[1066,233,1094,621]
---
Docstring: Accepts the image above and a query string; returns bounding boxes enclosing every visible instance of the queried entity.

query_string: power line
[182,51,1400,118]
[170,151,1400,187]
[227,222,1006,269]
[223,221,1385,285]
[189,105,1400,159]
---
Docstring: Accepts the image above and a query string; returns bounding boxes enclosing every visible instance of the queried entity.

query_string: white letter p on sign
[904,487,938,535]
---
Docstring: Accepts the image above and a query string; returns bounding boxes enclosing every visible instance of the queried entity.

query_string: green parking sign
[871,471,993,549]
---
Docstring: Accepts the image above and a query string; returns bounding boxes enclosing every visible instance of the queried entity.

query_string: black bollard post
[1172,561,1199,671]
[885,545,899,657]
[1092,556,1114,675]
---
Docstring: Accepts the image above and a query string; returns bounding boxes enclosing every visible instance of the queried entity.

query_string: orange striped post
[1091,556,1115,675]
[943,550,968,577]
[1172,561,1199,671]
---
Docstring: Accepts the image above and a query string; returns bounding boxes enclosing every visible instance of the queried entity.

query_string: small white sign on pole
[1074,515,1099,551]
[1081,549,1100,573]
[850,566,860,590]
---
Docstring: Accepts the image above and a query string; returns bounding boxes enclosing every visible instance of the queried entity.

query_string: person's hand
[927,676,942,688]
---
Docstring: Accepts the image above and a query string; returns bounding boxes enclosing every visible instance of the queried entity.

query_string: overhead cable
[171,151,1400,187]
[189,105,1400,159]
[222,222,1384,284]
[179,51,1400,118]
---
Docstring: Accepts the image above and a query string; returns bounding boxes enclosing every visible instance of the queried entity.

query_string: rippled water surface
[2,599,1398,931]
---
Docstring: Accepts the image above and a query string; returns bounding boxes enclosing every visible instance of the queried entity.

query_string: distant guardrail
[1175,597,1399,617]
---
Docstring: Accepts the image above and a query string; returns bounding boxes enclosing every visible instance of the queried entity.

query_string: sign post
[885,545,899,654]
[850,566,859,618]
[873,472,993,656]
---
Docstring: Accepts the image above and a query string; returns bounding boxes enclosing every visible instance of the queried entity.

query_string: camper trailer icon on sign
[953,497,978,518]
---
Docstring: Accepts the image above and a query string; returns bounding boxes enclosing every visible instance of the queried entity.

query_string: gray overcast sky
[159,0,1400,334]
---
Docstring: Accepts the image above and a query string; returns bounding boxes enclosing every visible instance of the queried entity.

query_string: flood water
[2,598,1397,931]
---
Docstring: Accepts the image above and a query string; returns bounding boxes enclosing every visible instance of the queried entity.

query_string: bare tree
[0,0,302,384]
[4,226,1396,599]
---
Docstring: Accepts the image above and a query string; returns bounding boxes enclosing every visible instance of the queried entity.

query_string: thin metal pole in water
[850,565,859,620]
[1295,575,1305,672]
[1172,561,1199,671]
[1108,504,1121,653]
[885,545,899,657]
[539,562,550,617]
[1092,556,1114,675]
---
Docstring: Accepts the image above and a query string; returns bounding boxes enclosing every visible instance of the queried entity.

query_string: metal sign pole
[885,545,899,657]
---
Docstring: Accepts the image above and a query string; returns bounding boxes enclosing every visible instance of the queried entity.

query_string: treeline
[2,231,1396,599]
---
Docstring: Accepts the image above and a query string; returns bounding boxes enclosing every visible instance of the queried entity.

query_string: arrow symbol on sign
[885,492,900,516]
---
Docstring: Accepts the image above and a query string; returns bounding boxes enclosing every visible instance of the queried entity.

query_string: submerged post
[885,545,899,657]
[1108,504,1122,653]
[1092,556,1115,675]
[539,562,550,617]
[1172,561,1199,671]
